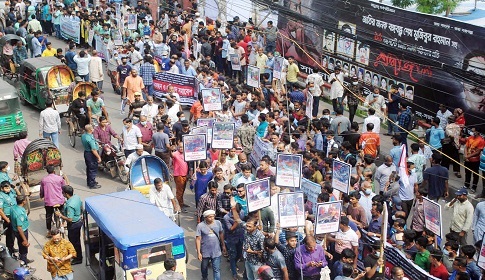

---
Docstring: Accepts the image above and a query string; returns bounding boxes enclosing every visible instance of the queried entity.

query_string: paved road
[0,36,474,279]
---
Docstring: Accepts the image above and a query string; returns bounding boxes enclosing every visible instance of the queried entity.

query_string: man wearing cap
[81,124,101,189]
[446,188,474,245]
[195,209,226,280]
[125,144,149,172]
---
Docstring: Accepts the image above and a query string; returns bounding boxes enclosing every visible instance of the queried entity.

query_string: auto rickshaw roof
[0,80,18,100]
[20,56,66,70]
[85,190,184,251]
[0,34,23,47]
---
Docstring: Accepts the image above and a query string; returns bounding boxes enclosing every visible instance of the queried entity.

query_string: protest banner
[249,135,271,168]
[478,232,485,269]
[112,29,123,46]
[190,126,208,136]
[306,92,313,119]
[315,201,341,234]
[88,30,95,47]
[246,178,271,213]
[332,160,351,194]
[278,192,305,228]
[275,154,303,188]
[273,57,283,80]
[301,178,321,215]
[94,35,110,61]
[212,122,235,149]
[359,231,440,280]
[182,134,207,161]
[197,118,216,143]
[60,16,80,44]
[247,66,260,88]
[128,14,137,30]
[201,88,222,111]
[422,197,443,237]
[192,38,199,59]
[230,54,241,71]
[153,72,199,106]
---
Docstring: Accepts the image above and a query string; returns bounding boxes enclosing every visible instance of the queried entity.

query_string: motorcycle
[99,140,129,184]
[0,229,39,280]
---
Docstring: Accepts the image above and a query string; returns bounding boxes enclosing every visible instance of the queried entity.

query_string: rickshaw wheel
[19,184,31,216]
[68,121,76,148]
[118,165,129,184]
[185,241,188,264]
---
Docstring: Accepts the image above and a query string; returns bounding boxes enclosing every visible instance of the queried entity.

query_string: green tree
[391,0,415,8]
[415,0,463,16]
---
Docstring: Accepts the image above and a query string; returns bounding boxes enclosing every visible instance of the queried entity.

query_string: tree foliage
[392,0,463,16]
[391,0,415,8]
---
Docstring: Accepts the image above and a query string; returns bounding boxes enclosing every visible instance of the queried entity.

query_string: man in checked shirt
[197,182,219,224]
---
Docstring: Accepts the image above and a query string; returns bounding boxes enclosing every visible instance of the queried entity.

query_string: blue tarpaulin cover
[85,190,184,251]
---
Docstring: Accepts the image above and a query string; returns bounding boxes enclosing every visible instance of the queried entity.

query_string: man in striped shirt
[196,182,219,223]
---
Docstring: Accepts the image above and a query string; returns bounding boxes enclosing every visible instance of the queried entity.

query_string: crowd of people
[1,0,485,280]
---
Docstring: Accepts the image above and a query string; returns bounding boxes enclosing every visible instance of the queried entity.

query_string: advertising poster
[423,197,443,237]
[332,160,351,194]
[336,21,356,58]
[153,72,199,106]
[182,134,207,162]
[197,118,216,143]
[201,88,222,111]
[315,201,341,234]
[306,92,313,119]
[273,57,283,79]
[211,122,235,149]
[278,192,305,228]
[230,54,241,71]
[128,14,137,30]
[301,178,321,215]
[275,154,303,188]
[477,232,485,269]
[246,178,271,213]
[247,66,260,88]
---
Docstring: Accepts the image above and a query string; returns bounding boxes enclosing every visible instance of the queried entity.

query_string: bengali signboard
[273,0,485,129]
[249,135,271,169]
[153,72,199,106]
[300,178,320,214]
[60,16,80,44]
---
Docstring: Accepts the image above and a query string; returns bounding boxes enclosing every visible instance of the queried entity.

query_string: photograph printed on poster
[201,88,222,111]
[246,178,271,212]
[332,160,351,193]
[364,70,372,85]
[357,67,365,81]
[230,54,241,71]
[322,29,335,53]
[182,134,207,161]
[380,77,388,91]
[336,21,356,58]
[397,83,406,98]
[328,57,335,71]
[247,66,260,88]
[322,55,329,69]
[273,57,284,80]
[278,192,305,228]
[190,125,208,136]
[197,118,216,143]
[371,73,381,88]
[315,201,342,234]
[212,122,235,149]
[128,14,137,30]
[306,93,313,119]
[356,41,370,66]
[422,197,442,237]
[405,84,415,100]
[388,79,396,92]
[349,64,357,77]
[275,154,303,188]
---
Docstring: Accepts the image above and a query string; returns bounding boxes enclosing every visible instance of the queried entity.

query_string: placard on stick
[315,201,342,234]
[275,154,303,188]
[246,178,271,213]
[201,88,222,111]
[422,197,443,237]
[212,122,235,149]
[332,160,351,194]
[278,192,305,228]
[182,134,207,162]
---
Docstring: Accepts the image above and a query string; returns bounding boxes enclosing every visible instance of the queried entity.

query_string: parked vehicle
[17,57,74,116]
[99,140,129,184]
[0,80,27,140]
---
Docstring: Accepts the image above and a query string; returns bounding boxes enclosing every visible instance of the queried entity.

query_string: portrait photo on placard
[182,134,207,161]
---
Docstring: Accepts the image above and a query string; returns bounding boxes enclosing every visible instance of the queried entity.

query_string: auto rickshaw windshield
[0,98,20,115]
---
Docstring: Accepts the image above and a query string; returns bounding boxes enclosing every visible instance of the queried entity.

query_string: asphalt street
[0,35,474,279]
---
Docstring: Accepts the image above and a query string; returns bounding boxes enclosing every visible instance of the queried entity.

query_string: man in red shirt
[464,127,485,193]
[429,248,449,280]
[171,142,189,211]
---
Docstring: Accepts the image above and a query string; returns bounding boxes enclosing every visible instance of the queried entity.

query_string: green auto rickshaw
[0,79,27,139]
[18,56,74,116]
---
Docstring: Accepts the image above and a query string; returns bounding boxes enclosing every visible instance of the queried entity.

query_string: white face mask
[5,166,10,172]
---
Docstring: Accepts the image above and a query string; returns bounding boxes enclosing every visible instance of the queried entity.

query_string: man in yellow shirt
[42,228,77,278]
[42,42,57,57]
[286,56,300,91]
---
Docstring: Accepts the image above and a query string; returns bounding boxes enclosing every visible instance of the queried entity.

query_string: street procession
[1,0,485,279]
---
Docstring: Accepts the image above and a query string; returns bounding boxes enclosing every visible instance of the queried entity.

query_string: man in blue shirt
[427,117,445,150]
[65,43,77,73]
[397,103,412,152]
[422,153,449,201]
[81,125,101,189]
[180,59,197,77]
[139,56,156,97]
[389,135,402,167]
[57,185,83,264]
